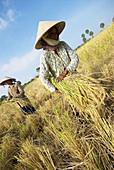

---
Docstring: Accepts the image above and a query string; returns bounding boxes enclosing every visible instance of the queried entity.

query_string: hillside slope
[0,23,113,170]
[76,23,114,78]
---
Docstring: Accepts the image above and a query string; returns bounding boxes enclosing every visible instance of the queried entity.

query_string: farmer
[0,76,36,115]
[35,21,79,93]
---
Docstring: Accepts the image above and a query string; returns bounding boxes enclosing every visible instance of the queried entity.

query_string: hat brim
[35,21,65,49]
[0,78,16,85]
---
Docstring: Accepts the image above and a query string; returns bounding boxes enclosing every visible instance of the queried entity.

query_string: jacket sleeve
[16,84,25,98]
[39,54,56,92]
[7,88,12,100]
[63,42,79,72]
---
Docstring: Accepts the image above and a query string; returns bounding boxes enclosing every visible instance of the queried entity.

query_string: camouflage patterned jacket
[39,41,79,92]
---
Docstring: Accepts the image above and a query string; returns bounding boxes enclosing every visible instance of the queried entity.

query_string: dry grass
[76,23,114,78]
[0,23,114,169]
[51,74,106,113]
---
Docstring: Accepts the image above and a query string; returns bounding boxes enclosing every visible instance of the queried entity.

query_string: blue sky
[0,0,114,97]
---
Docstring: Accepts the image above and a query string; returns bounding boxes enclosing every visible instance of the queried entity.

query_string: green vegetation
[0,23,114,169]
[89,31,94,37]
[100,23,105,28]
[112,17,114,23]
[85,29,89,34]
[82,37,87,43]
[81,29,94,45]
[0,95,7,104]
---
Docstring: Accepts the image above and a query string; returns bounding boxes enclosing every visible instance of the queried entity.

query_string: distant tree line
[81,17,114,44]
[75,17,114,51]
[81,29,94,43]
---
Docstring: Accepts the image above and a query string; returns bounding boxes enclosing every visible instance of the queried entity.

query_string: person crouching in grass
[0,76,36,115]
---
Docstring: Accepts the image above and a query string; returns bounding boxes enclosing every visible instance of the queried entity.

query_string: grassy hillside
[76,23,114,78]
[0,23,113,170]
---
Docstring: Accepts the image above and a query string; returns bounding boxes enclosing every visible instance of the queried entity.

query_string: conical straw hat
[0,76,16,85]
[35,21,65,49]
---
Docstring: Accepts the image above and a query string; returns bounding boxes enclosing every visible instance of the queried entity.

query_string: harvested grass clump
[52,74,106,112]
[15,139,56,170]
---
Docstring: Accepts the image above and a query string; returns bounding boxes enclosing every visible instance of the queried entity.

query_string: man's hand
[56,68,68,82]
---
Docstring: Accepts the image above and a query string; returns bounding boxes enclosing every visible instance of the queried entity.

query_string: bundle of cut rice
[51,74,106,112]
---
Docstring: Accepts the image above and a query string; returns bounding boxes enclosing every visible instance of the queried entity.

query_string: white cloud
[0,49,41,97]
[7,9,15,21]
[0,1,22,31]
[2,50,41,74]
[0,9,15,31]
[0,18,8,30]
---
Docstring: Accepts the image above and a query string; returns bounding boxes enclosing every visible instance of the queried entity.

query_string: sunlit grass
[0,23,113,169]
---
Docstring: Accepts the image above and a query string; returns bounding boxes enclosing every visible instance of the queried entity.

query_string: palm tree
[85,29,89,34]
[100,23,105,28]
[81,33,85,38]
[89,31,94,37]
[83,37,87,43]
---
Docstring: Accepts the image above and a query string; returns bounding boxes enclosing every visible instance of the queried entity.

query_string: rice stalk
[87,107,114,151]
[51,74,106,112]
[15,139,56,170]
